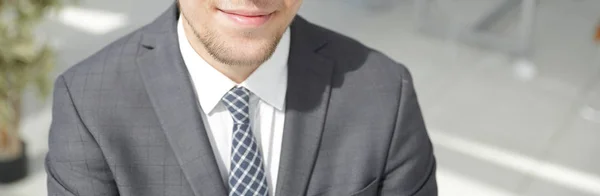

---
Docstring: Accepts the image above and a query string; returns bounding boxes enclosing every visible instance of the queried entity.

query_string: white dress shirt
[177,16,289,195]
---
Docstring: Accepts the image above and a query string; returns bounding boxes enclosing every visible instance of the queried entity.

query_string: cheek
[180,0,217,27]
[278,0,302,24]
[285,0,303,11]
[180,0,214,16]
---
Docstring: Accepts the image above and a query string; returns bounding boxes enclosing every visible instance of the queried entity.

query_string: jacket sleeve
[380,66,438,196]
[45,75,118,196]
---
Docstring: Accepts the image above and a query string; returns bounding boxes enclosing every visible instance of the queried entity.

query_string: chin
[227,31,277,49]
[233,44,273,59]
[221,25,278,39]
[212,39,275,66]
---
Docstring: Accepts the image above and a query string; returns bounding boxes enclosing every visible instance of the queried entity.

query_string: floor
[1,0,599,195]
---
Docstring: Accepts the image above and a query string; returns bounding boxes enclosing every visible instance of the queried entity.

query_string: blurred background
[1,0,599,195]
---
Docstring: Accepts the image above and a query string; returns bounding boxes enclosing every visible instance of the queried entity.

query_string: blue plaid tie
[222,86,269,196]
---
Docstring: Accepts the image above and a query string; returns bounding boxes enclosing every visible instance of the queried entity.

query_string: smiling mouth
[217,8,274,27]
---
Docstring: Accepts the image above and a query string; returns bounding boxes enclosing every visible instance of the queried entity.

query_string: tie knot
[222,86,250,124]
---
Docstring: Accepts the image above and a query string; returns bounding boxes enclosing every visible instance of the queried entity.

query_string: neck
[181,18,259,84]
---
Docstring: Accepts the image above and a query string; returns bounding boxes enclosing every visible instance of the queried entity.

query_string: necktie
[222,86,269,196]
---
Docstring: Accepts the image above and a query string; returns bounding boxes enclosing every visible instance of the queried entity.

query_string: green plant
[0,0,67,161]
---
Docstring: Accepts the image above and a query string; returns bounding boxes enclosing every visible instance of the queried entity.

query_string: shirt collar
[177,16,289,114]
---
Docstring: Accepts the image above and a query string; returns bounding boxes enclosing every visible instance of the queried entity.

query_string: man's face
[179,0,302,66]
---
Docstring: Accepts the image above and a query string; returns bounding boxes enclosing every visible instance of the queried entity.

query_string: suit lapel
[135,4,227,196]
[275,16,335,196]
[135,5,334,196]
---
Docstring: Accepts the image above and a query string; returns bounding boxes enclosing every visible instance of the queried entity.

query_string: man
[45,0,437,195]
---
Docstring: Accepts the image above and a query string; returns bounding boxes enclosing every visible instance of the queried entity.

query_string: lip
[219,9,273,17]
[217,9,273,27]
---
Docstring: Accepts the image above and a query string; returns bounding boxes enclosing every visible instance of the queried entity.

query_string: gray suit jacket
[46,3,437,196]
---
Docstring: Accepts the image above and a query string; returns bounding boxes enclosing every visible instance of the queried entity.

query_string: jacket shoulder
[306,20,409,82]
[59,29,144,84]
